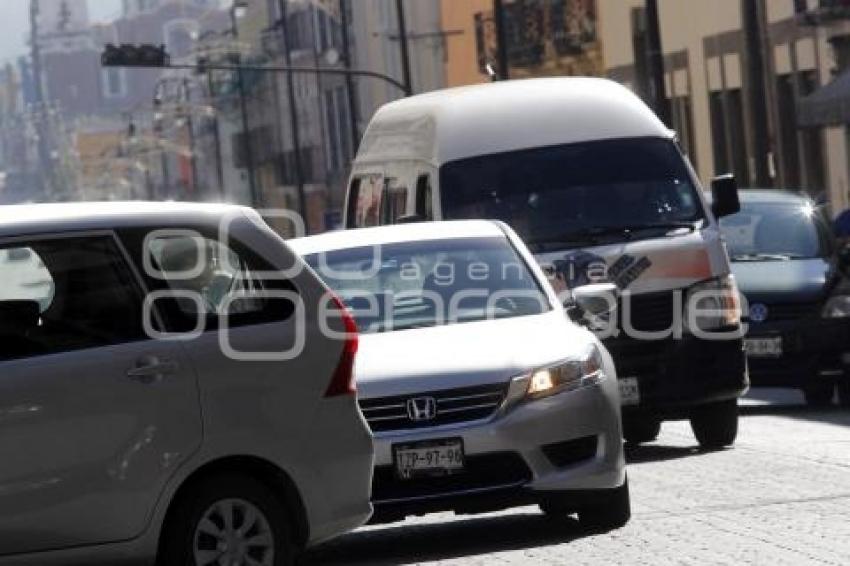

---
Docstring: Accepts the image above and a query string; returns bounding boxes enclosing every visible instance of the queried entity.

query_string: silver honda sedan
[290,220,628,530]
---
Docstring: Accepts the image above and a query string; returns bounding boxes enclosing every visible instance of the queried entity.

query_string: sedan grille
[359,383,509,433]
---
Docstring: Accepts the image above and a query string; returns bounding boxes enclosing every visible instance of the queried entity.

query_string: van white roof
[355,77,672,167]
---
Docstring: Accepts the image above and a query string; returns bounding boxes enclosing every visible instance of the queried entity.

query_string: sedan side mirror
[710,174,741,218]
[566,283,619,326]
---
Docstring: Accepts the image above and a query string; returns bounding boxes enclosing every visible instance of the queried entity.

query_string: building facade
[205,0,446,234]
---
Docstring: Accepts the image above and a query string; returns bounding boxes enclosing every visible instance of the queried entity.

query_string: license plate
[745,336,783,358]
[619,377,640,406]
[393,439,465,480]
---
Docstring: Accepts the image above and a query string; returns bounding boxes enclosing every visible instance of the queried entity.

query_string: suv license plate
[745,337,783,358]
[393,439,464,480]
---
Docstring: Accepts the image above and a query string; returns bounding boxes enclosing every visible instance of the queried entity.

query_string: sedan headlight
[686,275,742,331]
[823,295,850,318]
[525,345,605,400]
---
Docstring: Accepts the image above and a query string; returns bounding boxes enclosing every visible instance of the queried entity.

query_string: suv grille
[753,302,819,322]
[359,383,509,433]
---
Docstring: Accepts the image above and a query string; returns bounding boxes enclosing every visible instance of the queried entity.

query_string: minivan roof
[0,201,253,238]
[355,77,672,167]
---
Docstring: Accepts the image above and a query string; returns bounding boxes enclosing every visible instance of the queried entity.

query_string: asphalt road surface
[305,388,850,566]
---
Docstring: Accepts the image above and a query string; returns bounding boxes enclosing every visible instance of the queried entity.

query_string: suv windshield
[720,201,825,261]
[440,138,705,250]
[304,237,551,333]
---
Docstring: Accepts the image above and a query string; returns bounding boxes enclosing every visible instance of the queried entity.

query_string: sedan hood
[731,258,833,303]
[355,310,592,399]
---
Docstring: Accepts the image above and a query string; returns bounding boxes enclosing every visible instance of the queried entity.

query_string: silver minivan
[0,202,373,566]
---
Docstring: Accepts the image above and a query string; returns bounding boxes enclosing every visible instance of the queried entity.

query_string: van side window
[345,178,361,228]
[381,178,408,225]
[416,174,434,220]
[351,174,384,228]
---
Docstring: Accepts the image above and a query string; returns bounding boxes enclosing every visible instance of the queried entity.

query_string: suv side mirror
[710,174,741,218]
[565,283,619,326]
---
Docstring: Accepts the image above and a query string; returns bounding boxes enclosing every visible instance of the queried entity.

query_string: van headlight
[823,295,850,318]
[525,345,605,400]
[686,275,742,330]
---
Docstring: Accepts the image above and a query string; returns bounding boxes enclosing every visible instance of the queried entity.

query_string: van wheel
[838,382,850,408]
[803,384,834,407]
[622,418,661,445]
[158,474,294,566]
[577,478,631,532]
[690,399,738,450]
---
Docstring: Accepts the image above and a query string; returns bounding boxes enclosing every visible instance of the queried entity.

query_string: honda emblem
[406,397,437,422]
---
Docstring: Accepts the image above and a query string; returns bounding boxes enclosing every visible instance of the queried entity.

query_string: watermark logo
[137,210,747,361]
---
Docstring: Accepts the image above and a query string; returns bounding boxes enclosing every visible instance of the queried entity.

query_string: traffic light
[101,44,171,68]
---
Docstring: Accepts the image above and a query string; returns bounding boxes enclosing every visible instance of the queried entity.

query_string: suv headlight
[525,345,605,400]
[686,275,742,331]
[823,295,850,318]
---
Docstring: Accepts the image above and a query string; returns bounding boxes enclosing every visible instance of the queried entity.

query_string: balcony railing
[797,0,850,25]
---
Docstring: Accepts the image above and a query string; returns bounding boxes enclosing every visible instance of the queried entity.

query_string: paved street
[306,389,850,566]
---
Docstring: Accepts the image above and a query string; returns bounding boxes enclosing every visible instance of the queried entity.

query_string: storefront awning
[798,69,850,127]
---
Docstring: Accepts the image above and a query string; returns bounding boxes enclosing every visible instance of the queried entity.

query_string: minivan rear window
[440,137,705,250]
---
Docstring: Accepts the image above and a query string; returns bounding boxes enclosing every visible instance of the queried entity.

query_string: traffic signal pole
[101,46,410,96]
[645,0,671,126]
[396,0,413,96]
[229,12,261,207]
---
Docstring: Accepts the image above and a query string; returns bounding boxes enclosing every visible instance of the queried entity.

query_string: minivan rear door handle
[126,357,179,383]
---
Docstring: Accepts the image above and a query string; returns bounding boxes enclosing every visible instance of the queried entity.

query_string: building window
[776,70,825,193]
[709,88,749,185]
[323,86,352,172]
[101,67,127,99]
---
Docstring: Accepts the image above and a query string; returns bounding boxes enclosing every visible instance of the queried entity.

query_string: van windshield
[440,137,705,251]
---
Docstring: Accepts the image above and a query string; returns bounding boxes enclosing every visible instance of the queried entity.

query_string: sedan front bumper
[366,379,625,520]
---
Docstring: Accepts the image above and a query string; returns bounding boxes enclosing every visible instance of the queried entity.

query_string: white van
[344,77,748,449]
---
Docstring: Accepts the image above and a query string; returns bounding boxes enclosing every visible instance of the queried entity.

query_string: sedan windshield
[440,138,705,250]
[720,202,824,261]
[304,237,551,333]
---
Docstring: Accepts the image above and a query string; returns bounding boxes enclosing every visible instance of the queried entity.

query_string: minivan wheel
[158,474,294,566]
[690,399,738,450]
[803,384,834,407]
[622,418,661,445]
[577,478,631,532]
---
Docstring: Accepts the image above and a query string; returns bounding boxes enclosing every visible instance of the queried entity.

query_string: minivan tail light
[325,294,359,398]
